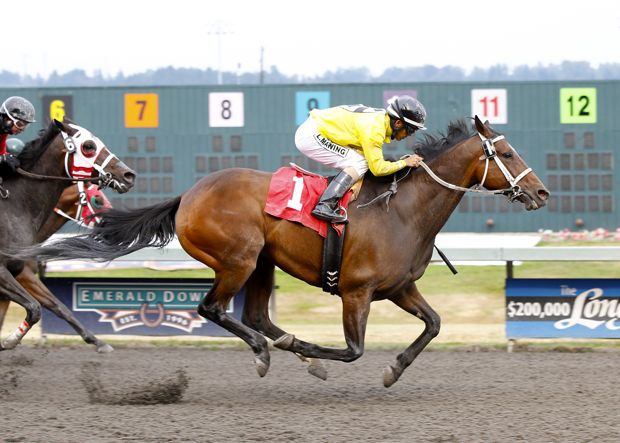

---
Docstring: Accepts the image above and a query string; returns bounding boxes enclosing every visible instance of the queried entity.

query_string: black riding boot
[312,171,355,223]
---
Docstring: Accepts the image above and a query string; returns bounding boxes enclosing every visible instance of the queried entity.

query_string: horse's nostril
[124,171,136,185]
[538,189,550,201]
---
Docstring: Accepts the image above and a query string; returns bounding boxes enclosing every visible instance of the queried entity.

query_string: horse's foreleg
[274,289,372,363]
[383,283,440,388]
[242,259,327,380]
[0,268,41,351]
[198,269,271,377]
[15,268,113,353]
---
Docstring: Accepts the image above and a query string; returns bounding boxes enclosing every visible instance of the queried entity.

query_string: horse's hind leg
[241,258,328,380]
[198,268,271,377]
[15,266,113,353]
[0,299,9,333]
[241,258,280,336]
[383,283,440,388]
[0,267,41,350]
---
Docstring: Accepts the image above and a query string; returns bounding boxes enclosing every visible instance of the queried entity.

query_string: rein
[419,132,532,201]
[15,167,102,183]
[417,160,505,195]
[1,162,99,200]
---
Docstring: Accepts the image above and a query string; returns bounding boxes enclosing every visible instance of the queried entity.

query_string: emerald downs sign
[41,278,248,336]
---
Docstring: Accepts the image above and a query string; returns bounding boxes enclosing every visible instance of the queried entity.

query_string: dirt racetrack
[0,346,618,442]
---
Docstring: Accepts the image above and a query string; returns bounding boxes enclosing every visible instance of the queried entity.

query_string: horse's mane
[413,119,473,162]
[17,122,61,170]
[364,119,474,184]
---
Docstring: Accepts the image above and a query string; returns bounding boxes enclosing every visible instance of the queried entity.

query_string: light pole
[207,21,232,85]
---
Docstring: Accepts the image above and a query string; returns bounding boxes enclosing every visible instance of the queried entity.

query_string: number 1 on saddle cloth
[264,165,353,237]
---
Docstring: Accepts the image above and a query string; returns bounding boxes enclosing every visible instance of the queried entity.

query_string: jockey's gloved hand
[0,153,20,172]
[402,154,424,168]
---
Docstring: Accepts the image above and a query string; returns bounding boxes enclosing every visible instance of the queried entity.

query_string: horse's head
[80,183,112,226]
[472,116,549,211]
[56,182,112,228]
[54,119,136,193]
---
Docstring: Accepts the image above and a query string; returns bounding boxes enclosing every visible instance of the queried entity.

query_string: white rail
[46,235,620,262]
[44,235,620,278]
[116,244,620,262]
[430,246,620,262]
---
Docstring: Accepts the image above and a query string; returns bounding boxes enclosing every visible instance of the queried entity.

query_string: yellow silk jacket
[310,104,407,176]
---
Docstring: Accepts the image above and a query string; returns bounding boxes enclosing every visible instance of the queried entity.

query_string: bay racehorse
[0,183,114,352]
[0,119,135,350]
[12,116,548,386]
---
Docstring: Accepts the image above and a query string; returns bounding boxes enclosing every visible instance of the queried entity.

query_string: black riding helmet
[386,95,426,135]
[1,96,36,124]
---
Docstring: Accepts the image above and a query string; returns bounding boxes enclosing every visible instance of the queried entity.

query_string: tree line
[1,61,618,87]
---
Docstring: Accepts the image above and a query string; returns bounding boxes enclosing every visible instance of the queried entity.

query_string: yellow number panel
[125,93,159,128]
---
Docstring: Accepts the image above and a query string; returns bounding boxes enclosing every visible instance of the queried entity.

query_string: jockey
[295,95,426,223]
[0,96,36,173]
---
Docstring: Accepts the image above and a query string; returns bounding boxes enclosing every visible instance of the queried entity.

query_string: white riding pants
[295,117,369,177]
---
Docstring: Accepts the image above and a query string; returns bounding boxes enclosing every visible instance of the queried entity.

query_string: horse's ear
[54,118,77,136]
[53,119,63,129]
[474,115,493,137]
[474,115,485,133]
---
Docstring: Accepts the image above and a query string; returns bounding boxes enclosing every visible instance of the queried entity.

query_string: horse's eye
[502,151,513,159]
[81,140,97,158]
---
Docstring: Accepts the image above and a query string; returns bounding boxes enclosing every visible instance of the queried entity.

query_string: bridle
[15,124,127,192]
[3,123,127,200]
[418,131,532,202]
[60,125,127,192]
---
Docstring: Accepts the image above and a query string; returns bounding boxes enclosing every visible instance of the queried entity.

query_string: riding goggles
[4,111,29,129]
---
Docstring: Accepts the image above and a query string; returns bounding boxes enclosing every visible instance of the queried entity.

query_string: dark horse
[0,184,114,352]
[14,116,548,386]
[0,119,135,350]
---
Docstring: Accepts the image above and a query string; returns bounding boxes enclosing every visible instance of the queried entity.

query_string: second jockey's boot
[312,171,355,224]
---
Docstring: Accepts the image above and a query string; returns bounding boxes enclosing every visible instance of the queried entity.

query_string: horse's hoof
[96,343,114,353]
[382,364,401,388]
[254,355,270,377]
[273,333,295,350]
[307,359,327,381]
[1,338,19,350]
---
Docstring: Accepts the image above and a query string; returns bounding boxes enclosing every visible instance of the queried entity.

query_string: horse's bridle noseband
[417,132,532,201]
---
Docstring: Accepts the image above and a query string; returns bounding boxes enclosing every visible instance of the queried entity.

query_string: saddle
[264,164,362,295]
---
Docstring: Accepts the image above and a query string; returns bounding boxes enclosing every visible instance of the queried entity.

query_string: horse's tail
[13,196,182,262]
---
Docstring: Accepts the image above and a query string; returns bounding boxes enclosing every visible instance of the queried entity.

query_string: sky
[12,0,620,79]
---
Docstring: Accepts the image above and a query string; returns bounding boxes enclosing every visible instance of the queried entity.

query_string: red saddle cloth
[264,165,352,238]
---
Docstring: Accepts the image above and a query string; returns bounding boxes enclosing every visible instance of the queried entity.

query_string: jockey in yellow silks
[295,95,427,223]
